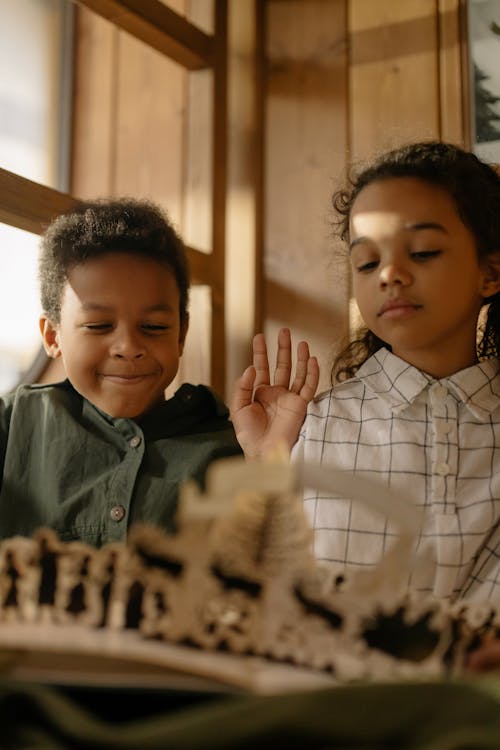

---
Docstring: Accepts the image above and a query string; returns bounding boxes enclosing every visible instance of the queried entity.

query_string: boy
[0,199,241,546]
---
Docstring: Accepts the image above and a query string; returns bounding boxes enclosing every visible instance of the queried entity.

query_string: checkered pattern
[292,348,500,603]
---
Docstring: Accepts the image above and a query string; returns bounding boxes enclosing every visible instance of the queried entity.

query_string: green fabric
[0,678,499,749]
[0,380,241,546]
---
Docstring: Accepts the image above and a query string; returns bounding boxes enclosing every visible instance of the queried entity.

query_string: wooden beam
[186,246,212,286]
[0,168,79,236]
[74,0,214,70]
[0,168,213,290]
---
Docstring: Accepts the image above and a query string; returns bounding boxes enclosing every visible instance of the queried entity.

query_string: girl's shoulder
[309,375,369,413]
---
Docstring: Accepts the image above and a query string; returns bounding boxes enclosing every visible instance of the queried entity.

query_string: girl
[231,141,500,671]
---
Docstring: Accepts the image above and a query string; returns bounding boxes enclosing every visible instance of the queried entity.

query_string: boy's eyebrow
[349,221,449,251]
[79,303,176,313]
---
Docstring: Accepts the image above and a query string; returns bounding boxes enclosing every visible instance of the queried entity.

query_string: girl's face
[349,177,500,378]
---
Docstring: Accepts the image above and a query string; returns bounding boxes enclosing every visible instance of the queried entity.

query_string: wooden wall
[65,0,468,398]
[264,0,468,391]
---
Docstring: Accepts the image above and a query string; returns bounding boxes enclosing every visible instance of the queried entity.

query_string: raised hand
[231,328,319,459]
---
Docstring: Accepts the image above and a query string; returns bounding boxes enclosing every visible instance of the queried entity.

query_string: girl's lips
[378,300,422,317]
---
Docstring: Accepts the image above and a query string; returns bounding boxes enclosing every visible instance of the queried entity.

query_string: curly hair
[39,198,189,327]
[331,141,500,382]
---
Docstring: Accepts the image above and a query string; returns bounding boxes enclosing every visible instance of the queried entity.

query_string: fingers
[274,328,293,387]
[300,355,319,403]
[230,365,256,414]
[290,340,319,403]
[252,333,271,389]
[290,340,309,393]
[248,329,319,401]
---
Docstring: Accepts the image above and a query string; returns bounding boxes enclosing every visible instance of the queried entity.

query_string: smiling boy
[0,199,241,545]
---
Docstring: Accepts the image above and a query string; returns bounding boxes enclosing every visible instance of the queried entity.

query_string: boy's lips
[100,372,155,382]
[377,298,422,317]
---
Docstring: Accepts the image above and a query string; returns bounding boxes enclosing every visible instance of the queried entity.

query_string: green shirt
[0,380,241,546]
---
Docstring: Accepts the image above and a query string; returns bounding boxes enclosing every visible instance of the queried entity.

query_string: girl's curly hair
[331,141,500,383]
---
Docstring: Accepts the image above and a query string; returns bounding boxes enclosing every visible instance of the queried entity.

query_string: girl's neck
[390,344,479,380]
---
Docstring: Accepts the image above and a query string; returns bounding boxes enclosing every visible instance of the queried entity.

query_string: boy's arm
[230,328,319,459]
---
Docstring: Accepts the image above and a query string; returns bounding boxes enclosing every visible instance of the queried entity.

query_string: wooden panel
[186,245,212,285]
[74,0,214,69]
[0,168,78,235]
[225,0,262,390]
[438,0,469,146]
[349,0,440,159]
[113,29,186,226]
[71,6,117,198]
[209,0,228,397]
[264,0,350,393]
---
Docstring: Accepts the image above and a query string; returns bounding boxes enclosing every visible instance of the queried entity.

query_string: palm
[231,330,319,458]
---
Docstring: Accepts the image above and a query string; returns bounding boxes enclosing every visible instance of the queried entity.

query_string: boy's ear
[480,251,500,298]
[178,314,189,356]
[39,316,62,359]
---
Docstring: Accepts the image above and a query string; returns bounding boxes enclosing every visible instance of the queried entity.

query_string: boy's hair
[39,198,190,327]
[331,141,500,382]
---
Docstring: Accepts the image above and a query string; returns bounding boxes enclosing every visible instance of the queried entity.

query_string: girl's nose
[379,262,411,288]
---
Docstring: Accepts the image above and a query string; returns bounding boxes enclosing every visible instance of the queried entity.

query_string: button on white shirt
[293,348,500,603]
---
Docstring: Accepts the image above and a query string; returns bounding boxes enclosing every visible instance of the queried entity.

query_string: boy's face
[40,253,188,419]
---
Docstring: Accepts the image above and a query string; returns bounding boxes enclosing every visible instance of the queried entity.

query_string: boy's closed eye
[81,322,171,333]
[82,323,113,331]
[141,323,171,333]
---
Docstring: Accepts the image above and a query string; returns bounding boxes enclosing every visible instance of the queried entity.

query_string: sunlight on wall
[0,224,40,392]
[0,0,66,391]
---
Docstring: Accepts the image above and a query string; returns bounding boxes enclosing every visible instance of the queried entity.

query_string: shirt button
[129,436,141,448]
[435,462,450,476]
[436,421,452,436]
[110,505,126,522]
[431,384,447,401]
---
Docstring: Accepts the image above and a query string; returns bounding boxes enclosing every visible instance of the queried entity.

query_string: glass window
[0,0,72,392]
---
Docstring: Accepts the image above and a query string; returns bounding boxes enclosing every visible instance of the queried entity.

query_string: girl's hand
[467,638,500,673]
[230,328,319,459]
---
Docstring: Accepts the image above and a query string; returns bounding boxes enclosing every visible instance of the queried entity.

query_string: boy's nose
[379,263,411,288]
[110,330,146,359]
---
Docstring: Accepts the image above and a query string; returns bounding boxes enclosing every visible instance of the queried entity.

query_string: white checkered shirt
[292,348,500,602]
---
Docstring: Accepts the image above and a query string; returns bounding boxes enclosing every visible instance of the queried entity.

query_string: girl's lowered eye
[410,249,442,261]
[355,259,379,273]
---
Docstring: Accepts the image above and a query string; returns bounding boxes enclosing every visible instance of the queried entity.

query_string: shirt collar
[357,348,500,419]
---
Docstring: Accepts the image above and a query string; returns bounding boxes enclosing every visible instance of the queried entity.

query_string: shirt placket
[429,382,458,514]
[106,423,145,542]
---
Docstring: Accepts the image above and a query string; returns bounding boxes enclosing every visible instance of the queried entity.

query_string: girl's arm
[230,328,319,459]
[467,639,500,672]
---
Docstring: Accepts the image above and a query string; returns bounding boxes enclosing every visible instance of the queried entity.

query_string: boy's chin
[91,395,165,421]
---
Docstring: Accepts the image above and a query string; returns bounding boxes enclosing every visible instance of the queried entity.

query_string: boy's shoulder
[3,379,73,404]
[140,382,236,440]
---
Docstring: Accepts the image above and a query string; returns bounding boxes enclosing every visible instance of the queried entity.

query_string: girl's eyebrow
[405,221,449,234]
[349,221,449,251]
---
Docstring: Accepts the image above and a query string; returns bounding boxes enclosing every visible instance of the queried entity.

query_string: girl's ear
[480,251,500,299]
[39,316,62,358]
